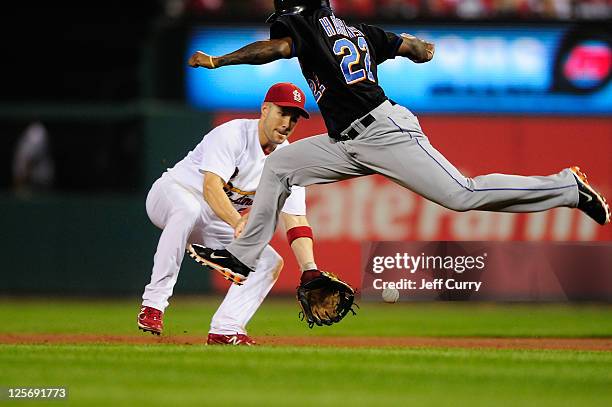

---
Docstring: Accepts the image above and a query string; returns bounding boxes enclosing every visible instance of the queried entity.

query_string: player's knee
[271,253,284,281]
[264,152,288,176]
[445,202,470,212]
[276,256,285,272]
[262,157,294,192]
[443,192,473,212]
[272,250,284,269]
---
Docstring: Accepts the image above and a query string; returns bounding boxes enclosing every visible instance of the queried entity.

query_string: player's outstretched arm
[188,37,293,69]
[280,212,316,271]
[284,211,357,328]
[397,33,435,63]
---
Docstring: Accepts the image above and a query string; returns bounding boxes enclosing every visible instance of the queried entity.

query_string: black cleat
[570,166,610,225]
[186,244,252,285]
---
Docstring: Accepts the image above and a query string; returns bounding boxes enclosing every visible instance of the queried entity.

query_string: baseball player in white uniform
[138,83,315,345]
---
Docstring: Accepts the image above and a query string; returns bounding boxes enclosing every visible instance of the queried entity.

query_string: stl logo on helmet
[293,89,302,102]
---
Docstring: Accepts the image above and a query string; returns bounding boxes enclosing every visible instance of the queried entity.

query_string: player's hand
[423,41,435,61]
[188,51,217,69]
[233,213,250,238]
[420,40,436,61]
[400,33,435,63]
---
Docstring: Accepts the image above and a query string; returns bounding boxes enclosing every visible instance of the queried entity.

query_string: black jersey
[270,7,402,138]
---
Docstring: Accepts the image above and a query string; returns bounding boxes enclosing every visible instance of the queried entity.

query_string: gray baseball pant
[227,100,579,270]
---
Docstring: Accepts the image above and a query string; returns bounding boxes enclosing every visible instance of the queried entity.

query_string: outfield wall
[0,106,214,295]
[1,110,610,297]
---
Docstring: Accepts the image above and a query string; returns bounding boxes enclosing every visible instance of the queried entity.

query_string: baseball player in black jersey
[188,0,610,285]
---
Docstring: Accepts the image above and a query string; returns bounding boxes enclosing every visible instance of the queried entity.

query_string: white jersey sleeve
[198,121,245,182]
[280,185,306,216]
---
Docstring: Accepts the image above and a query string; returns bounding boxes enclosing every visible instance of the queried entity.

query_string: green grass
[0,345,611,406]
[0,297,610,337]
[0,298,611,406]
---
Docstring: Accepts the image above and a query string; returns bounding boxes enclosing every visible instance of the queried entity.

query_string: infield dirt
[1,333,611,351]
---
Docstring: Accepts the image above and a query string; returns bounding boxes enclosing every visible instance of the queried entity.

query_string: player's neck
[258,120,277,156]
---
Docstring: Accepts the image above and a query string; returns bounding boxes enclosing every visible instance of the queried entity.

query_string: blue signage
[186,25,612,114]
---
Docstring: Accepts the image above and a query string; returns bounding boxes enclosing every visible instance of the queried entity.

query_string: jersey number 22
[333,37,375,85]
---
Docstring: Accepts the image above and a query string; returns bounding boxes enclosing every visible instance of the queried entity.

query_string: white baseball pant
[141,172,283,335]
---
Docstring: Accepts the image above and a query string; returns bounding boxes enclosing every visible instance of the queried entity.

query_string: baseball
[381,288,400,303]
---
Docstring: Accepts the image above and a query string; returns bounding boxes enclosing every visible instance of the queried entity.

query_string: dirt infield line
[0,334,611,351]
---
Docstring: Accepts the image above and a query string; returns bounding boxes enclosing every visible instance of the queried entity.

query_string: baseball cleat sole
[187,245,246,285]
[137,323,162,336]
[570,166,610,225]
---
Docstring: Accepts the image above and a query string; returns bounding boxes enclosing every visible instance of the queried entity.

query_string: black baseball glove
[296,270,357,328]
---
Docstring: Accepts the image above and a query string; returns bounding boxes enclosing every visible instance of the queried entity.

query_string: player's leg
[391,135,578,212]
[141,175,204,313]
[209,245,283,340]
[226,134,369,270]
[352,104,579,214]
